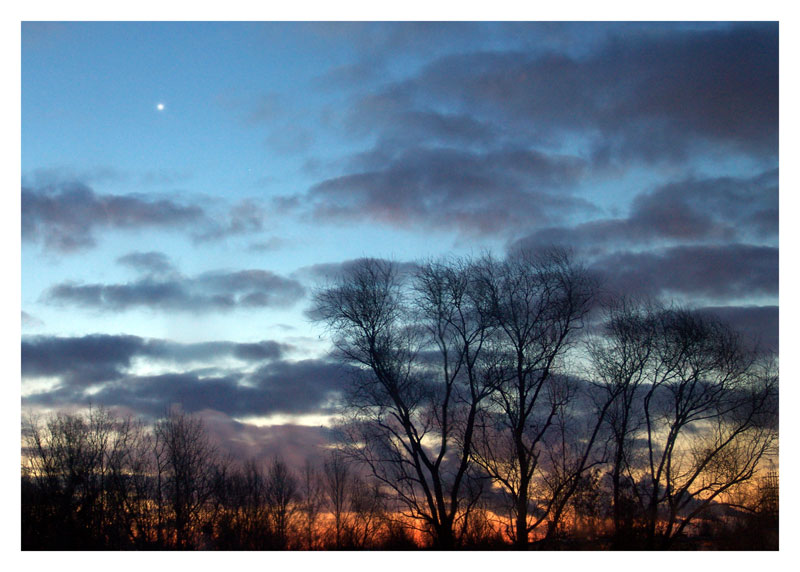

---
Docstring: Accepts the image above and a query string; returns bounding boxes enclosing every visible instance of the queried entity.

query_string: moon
[156,103,165,111]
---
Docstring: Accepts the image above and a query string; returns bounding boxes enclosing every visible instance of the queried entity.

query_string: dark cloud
[512,169,778,253]
[282,24,776,238]
[408,23,777,161]
[697,305,778,354]
[248,359,350,414]
[23,334,144,386]
[591,244,778,301]
[45,268,305,313]
[22,182,204,252]
[22,334,292,387]
[145,339,289,364]
[291,146,592,236]
[24,344,353,419]
[22,181,271,253]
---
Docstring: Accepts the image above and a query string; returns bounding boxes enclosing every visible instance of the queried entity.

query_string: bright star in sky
[156,102,165,111]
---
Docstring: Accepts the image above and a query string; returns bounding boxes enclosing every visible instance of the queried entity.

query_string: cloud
[591,244,778,301]
[342,107,497,147]
[198,412,336,468]
[22,181,272,253]
[291,257,420,285]
[22,333,292,387]
[23,334,145,386]
[406,23,777,161]
[289,146,592,236]
[22,182,204,252]
[247,237,288,253]
[511,169,778,253]
[305,21,490,63]
[280,24,776,239]
[44,268,305,313]
[22,311,44,329]
[24,340,354,421]
[116,251,177,276]
[696,306,778,354]
[192,199,267,242]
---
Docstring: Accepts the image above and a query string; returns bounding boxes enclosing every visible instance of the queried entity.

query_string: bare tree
[591,304,778,548]
[297,459,325,549]
[153,408,218,549]
[587,297,659,544]
[313,257,494,548]
[536,376,613,542]
[470,248,597,547]
[264,456,298,549]
[323,451,351,549]
[345,475,387,548]
[212,458,272,549]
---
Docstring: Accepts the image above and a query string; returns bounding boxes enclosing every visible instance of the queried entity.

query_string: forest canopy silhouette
[21,249,779,550]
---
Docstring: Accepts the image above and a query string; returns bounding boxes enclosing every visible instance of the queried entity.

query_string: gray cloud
[22,182,204,252]
[196,409,335,470]
[290,146,592,236]
[283,24,776,239]
[591,244,778,301]
[22,181,272,253]
[116,251,177,276]
[192,199,267,242]
[45,268,305,313]
[24,347,353,420]
[697,305,778,354]
[407,23,777,161]
[247,237,288,253]
[198,412,336,469]
[512,169,778,253]
[22,311,44,329]
[22,334,292,387]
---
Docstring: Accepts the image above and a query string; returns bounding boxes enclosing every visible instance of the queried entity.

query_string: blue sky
[21,21,779,464]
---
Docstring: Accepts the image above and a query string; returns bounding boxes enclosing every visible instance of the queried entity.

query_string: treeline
[22,407,419,550]
[22,249,779,550]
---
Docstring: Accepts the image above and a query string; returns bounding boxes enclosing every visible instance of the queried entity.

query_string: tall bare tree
[470,248,597,547]
[587,297,659,543]
[313,257,494,548]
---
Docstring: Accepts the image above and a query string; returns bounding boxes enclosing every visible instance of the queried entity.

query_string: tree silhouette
[313,257,494,548]
[469,248,597,547]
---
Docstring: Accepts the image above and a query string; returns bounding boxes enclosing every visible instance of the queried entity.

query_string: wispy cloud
[45,269,306,313]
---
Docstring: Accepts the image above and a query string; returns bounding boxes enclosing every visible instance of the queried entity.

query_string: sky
[20,21,779,466]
